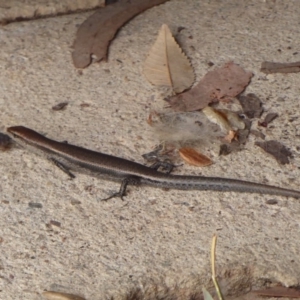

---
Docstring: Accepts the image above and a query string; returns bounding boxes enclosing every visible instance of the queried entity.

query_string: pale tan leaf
[143,24,194,93]
[202,288,214,300]
[179,147,213,167]
[42,291,86,300]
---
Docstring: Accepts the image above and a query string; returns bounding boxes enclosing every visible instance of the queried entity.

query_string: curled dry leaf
[167,62,253,112]
[179,147,213,167]
[43,291,86,300]
[72,0,169,68]
[143,24,194,93]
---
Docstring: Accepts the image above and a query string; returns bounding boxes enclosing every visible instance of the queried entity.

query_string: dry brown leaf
[179,147,213,167]
[43,291,86,300]
[166,62,253,112]
[143,24,194,93]
[72,0,169,68]
[237,93,263,119]
[255,140,292,164]
[261,61,300,74]
[252,286,300,298]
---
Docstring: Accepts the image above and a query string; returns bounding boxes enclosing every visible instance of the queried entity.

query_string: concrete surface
[1,0,300,299]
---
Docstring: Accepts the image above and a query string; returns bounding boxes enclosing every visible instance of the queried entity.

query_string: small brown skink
[7,126,300,200]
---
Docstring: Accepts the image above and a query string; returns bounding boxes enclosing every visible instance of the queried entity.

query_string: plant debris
[28,202,43,209]
[179,147,213,167]
[42,291,86,300]
[255,140,292,164]
[265,199,278,205]
[237,93,263,119]
[202,287,214,300]
[72,0,169,68]
[252,286,300,298]
[219,132,248,155]
[258,112,278,127]
[52,102,69,111]
[219,142,242,156]
[166,62,253,112]
[143,24,194,93]
[219,121,250,155]
[111,285,205,300]
[261,61,300,74]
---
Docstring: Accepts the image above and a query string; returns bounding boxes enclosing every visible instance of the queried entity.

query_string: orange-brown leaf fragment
[179,147,213,167]
[72,0,169,68]
[166,62,253,112]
